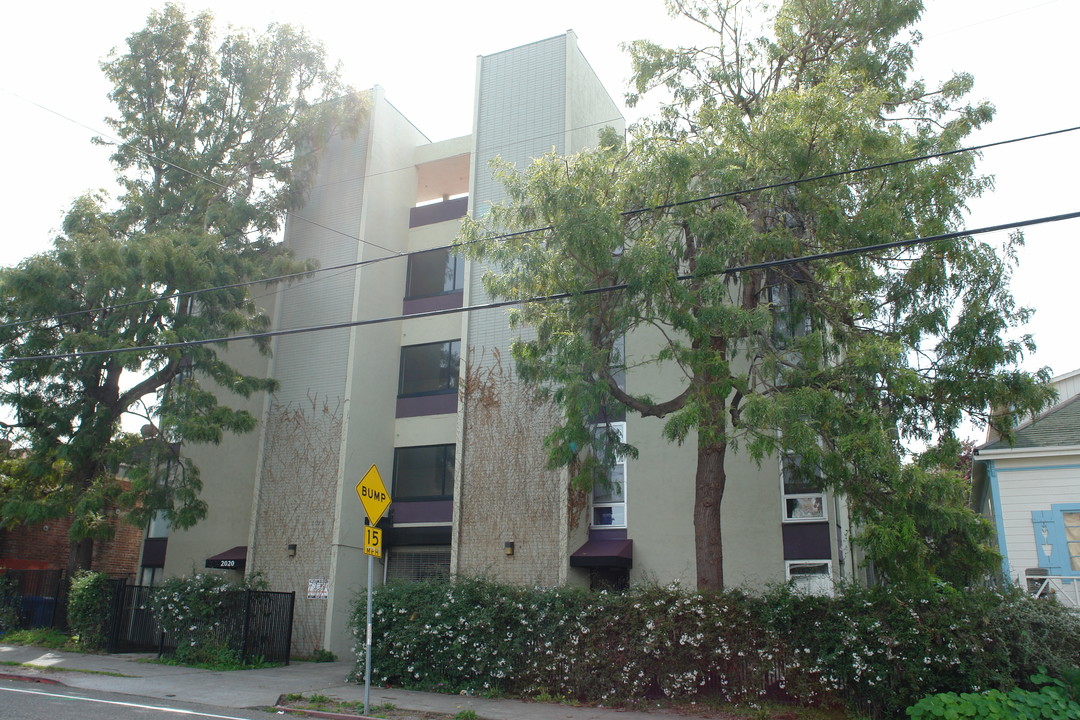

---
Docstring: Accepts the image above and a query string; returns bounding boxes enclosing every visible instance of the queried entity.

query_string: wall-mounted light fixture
[287,543,297,557]
[504,541,515,556]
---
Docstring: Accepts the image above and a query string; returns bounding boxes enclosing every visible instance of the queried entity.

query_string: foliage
[309,647,337,662]
[0,573,19,633]
[0,3,365,572]
[354,578,1080,718]
[907,671,1080,719]
[0,627,77,650]
[458,0,1053,590]
[67,570,113,651]
[150,572,245,667]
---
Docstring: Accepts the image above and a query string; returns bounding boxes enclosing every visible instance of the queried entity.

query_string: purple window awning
[570,538,633,569]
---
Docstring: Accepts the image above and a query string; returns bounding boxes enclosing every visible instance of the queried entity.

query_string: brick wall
[0,517,143,577]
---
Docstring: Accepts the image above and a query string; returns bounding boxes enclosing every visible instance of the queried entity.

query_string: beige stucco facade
[154,32,857,660]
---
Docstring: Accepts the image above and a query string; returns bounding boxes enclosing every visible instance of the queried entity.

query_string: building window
[591,421,627,528]
[386,546,451,582]
[399,340,460,397]
[393,445,455,501]
[782,454,826,522]
[405,248,464,299]
[768,282,813,340]
[786,560,833,595]
[1065,512,1080,572]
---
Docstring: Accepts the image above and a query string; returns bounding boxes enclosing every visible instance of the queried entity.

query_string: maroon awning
[205,546,247,570]
[570,538,633,569]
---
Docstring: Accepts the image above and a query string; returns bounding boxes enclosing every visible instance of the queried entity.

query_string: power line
[4,208,1077,364]
[4,123,1077,333]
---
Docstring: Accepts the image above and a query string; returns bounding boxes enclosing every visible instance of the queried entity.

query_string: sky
[1,0,1078,440]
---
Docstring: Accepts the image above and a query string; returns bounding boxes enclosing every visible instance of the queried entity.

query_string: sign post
[356,465,391,717]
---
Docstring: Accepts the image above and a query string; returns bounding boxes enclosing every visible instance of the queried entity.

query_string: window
[591,421,627,528]
[405,248,464,299]
[1066,512,1080,572]
[768,282,813,340]
[393,445,455,501]
[385,547,451,582]
[786,560,833,595]
[782,454,826,522]
[1031,504,1080,575]
[399,340,460,397]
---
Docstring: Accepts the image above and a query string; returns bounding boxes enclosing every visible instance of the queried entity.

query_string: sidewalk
[0,644,672,720]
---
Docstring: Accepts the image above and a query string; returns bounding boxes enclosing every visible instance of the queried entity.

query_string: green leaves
[0,6,365,554]
[460,0,1053,590]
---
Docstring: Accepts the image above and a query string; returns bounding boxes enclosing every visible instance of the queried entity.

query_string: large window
[405,248,464,299]
[782,454,826,522]
[591,421,627,528]
[399,340,460,397]
[393,445,455,501]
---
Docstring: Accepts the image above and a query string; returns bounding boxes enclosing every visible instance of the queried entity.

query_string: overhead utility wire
[5,208,1078,364]
[5,123,1077,334]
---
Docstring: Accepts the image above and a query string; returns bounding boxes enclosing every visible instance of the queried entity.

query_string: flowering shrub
[351,578,1080,718]
[150,573,245,665]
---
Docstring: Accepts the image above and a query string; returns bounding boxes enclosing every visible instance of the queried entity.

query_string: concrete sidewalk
[0,644,674,720]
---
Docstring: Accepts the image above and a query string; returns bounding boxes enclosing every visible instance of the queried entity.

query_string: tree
[459,0,1053,590]
[0,4,365,574]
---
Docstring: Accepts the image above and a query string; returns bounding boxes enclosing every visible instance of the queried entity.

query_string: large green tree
[0,4,364,573]
[460,0,1053,589]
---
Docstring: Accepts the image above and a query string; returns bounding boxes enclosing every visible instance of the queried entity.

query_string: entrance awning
[205,546,247,570]
[570,538,633,568]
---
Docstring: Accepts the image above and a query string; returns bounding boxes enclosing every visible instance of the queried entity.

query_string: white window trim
[590,421,627,529]
[785,559,834,596]
[780,454,828,523]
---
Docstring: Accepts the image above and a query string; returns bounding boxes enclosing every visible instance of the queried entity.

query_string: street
[0,679,283,720]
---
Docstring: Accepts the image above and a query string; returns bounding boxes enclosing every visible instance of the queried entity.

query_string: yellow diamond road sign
[356,464,391,526]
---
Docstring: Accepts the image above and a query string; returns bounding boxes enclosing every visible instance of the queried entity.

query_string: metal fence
[2,569,65,629]
[104,581,296,665]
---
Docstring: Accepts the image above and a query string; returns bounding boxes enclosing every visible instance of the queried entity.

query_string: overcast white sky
[1,0,1077,437]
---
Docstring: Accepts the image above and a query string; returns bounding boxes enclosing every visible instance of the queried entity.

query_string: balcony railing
[1024,570,1080,609]
[409,196,468,228]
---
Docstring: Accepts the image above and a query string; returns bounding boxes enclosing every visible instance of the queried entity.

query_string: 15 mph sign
[356,464,391,526]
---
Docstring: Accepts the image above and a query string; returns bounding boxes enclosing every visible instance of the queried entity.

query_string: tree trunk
[66,538,95,579]
[694,440,727,590]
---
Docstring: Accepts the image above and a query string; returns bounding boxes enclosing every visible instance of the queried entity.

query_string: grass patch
[150,654,283,672]
[0,660,132,678]
[1,628,79,650]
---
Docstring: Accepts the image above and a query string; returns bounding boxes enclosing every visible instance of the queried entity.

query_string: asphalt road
[0,679,284,720]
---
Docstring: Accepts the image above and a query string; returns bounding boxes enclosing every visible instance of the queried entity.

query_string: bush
[907,671,1080,719]
[150,573,245,666]
[352,578,1080,718]
[67,570,113,650]
[0,573,20,633]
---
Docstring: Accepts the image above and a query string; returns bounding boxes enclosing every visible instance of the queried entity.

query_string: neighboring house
[972,367,1080,606]
[154,32,862,659]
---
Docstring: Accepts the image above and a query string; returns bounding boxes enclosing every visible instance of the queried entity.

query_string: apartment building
[154,32,856,659]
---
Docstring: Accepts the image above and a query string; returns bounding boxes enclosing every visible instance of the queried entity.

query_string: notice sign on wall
[307,578,329,600]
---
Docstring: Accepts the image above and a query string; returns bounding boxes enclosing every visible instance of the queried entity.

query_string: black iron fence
[2,569,65,629]
[104,580,295,665]
[0,571,294,666]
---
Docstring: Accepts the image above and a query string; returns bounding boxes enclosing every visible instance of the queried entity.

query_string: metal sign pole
[364,552,373,715]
